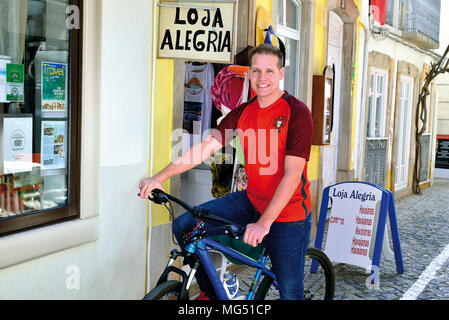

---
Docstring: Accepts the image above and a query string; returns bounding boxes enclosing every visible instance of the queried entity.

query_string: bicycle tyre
[143,280,189,300]
[253,247,335,300]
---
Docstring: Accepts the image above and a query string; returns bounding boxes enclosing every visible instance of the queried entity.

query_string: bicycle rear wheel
[143,280,189,300]
[304,247,335,300]
[253,247,335,300]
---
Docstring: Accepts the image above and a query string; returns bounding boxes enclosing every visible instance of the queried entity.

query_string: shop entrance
[319,11,343,190]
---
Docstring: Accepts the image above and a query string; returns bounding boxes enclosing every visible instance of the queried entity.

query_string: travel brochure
[41,62,67,113]
[41,121,67,170]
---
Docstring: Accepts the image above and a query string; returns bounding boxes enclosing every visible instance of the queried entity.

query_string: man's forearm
[153,135,222,183]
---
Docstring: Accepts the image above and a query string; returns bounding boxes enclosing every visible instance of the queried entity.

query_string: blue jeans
[172,190,312,300]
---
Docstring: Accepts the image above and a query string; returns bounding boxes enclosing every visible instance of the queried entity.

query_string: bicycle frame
[148,189,278,300]
[163,236,277,300]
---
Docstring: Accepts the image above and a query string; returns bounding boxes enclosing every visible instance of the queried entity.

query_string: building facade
[360,0,444,199]
[4,0,445,299]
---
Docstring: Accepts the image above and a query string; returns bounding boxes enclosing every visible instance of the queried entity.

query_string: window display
[0,0,76,226]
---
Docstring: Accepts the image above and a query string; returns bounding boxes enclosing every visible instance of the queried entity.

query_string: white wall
[0,0,153,299]
[435,0,449,135]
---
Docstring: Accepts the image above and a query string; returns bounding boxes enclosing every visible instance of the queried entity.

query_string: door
[320,11,343,188]
[365,69,389,187]
[395,76,414,189]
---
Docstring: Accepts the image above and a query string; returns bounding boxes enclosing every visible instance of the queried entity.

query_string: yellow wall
[150,2,174,227]
[256,0,272,13]
[311,0,362,177]
[151,59,174,226]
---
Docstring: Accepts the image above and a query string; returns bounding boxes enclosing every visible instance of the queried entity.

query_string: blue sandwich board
[313,182,404,283]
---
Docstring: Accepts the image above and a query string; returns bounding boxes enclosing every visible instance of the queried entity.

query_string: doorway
[320,10,343,189]
[395,75,414,189]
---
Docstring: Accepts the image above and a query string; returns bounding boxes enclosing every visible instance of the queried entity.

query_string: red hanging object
[211,65,255,113]
[371,0,387,25]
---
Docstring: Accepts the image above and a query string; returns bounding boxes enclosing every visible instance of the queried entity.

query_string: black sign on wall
[436,138,449,169]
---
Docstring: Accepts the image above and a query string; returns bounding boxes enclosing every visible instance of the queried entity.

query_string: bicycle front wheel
[253,247,335,300]
[143,280,189,300]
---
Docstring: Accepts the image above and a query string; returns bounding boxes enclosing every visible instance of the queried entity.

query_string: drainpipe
[358,19,369,181]
[146,0,158,295]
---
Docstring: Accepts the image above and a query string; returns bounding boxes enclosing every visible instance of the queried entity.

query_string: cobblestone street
[237,178,449,300]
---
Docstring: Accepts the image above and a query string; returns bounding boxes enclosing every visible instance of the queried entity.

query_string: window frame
[395,75,414,189]
[0,0,82,236]
[275,0,301,97]
[367,68,389,138]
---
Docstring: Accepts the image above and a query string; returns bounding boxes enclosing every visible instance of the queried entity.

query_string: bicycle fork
[157,249,200,299]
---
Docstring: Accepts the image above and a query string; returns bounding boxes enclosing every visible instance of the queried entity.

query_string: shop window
[273,0,301,96]
[0,0,81,235]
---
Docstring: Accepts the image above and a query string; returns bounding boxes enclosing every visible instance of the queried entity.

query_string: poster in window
[41,121,67,170]
[6,64,25,103]
[41,62,67,114]
[2,116,33,174]
[0,57,11,103]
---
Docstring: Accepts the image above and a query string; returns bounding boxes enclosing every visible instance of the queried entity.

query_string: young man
[139,44,313,300]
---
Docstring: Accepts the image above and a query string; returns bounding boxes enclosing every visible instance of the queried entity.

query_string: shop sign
[322,182,382,268]
[436,135,449,169]
[313,181,404,279]
[158,1,237,63]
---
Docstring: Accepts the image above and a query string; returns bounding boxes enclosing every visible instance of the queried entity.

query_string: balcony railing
[399,0,440,49]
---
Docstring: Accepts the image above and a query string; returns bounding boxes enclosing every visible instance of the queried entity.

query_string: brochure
[0,57,11,103]
[6,64,25,102]
[41,62,67,113]
[41,121,67,170]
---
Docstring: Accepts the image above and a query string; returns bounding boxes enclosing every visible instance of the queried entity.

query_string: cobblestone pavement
[237,178,449,300]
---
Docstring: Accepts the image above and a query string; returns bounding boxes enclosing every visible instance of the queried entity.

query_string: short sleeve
[285,97,313,161]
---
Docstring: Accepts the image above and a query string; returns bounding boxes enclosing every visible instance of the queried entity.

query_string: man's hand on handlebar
[244,222,270,248]
[139,177,165,200]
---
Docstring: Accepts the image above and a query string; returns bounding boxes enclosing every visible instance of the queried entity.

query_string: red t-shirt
[212,91,313,222]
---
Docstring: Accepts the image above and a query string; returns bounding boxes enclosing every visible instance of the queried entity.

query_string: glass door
[395,76,414,189]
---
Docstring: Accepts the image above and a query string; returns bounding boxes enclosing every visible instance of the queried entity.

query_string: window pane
[366,74,375,137]
[375,74,384,137]
[0,0,71,220]
[367,94,373,137]
[283,37,298,95]
[275,0,285,26]
[286,0,298,29]
[375,95,382,137]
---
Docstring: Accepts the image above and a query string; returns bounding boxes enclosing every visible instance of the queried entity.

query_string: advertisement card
[6,64,25,102]
[2,116,33,174]
[0,57,11,103]
[41,62,67,113]
[41,121,67,170]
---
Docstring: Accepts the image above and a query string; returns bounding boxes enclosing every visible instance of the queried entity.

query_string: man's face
[249,53,285,99]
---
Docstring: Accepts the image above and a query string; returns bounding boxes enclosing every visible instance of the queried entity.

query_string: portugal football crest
[273,116,286,132]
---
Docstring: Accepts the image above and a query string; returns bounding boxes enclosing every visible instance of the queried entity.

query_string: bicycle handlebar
[149,189,246,238]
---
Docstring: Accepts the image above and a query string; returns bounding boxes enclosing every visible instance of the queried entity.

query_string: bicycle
[143,189,335,300]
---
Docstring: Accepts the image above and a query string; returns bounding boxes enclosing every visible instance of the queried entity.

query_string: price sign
[323,183,382,268]
[314,181,404,278]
